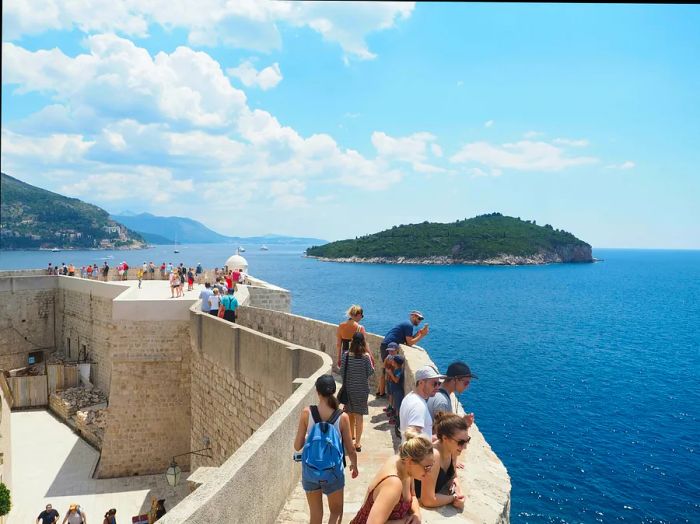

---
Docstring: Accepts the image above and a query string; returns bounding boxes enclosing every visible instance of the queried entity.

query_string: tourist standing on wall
[399,365,445,441]
[37,503,59,524]
[415,412,468,511]
[219,287,238,322]
[377,311,430,397]
[102,508,117,524]
[336,305,366,367]
[349,429,430,524]
[340,332,375,452]
[427,361,477,428]
[62,504,85,524]
[294,374,358,524]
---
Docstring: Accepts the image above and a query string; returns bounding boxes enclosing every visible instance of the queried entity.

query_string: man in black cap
[376,310,430,396]
[427,361,477,427]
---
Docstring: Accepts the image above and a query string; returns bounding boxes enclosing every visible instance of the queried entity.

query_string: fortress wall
[161,307,331,523]
[95,316,192,478]
[236,306,512,523]
[0,276,57,371]
[54,277,127,395]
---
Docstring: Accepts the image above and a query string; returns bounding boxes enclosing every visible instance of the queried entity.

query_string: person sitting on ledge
[415,412,468,511]
[349,429,431,524]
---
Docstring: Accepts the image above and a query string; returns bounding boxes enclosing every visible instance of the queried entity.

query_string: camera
[293,452,303,462]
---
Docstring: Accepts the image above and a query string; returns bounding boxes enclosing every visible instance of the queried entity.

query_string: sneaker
[394,425,401,438]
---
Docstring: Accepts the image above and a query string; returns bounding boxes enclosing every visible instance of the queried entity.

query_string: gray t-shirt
[427,388,452,420]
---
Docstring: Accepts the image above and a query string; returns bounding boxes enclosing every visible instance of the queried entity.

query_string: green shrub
[0,482,11,516]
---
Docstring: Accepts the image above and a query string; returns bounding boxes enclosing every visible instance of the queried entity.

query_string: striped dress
[340,353,374,415]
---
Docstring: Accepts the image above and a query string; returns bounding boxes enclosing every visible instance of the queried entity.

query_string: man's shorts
[302,472,345,495]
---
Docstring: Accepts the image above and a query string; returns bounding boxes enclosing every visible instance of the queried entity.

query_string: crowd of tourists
[36,499,167,524]
[295,307,478,523]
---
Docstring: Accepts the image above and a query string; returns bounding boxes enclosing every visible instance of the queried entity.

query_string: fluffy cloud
[552,137,589,147]
[3,1,414,61]
[606,161,636,170]
[450,139,598,174]
[227,61,283,90]
[372,131,447,173]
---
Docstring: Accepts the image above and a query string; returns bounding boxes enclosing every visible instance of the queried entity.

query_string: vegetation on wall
[0,482,11,516]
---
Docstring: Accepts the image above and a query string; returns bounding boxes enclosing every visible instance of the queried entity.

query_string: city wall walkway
[276,378,472,524]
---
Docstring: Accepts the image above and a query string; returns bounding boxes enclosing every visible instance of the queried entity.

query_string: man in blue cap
[376,310,430,397]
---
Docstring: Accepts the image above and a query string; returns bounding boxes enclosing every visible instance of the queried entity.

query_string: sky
[2,2,699,248]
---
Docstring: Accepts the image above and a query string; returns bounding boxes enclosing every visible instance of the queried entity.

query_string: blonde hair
[346,305,364,318]
[399,429,433,462]
[213,288,220,295]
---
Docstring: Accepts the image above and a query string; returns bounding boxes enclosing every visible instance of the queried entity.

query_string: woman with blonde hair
[415,411,468,510]
[350,429,433,523]
[336,305,367,366]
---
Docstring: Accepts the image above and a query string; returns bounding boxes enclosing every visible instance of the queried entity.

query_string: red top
[350,475,412,524]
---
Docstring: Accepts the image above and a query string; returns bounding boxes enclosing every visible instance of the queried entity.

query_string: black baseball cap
[446,361,478,379]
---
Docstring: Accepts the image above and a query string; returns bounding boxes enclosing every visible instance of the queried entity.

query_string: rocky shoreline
[308,250,595,266]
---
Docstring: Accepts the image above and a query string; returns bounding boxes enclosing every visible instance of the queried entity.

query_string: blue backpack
[301,406,344,484]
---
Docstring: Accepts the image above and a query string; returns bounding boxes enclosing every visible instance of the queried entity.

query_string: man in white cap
[399,364,445,440]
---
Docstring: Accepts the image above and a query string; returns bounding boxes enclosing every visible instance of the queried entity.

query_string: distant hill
[0,172,144,250]
[111,212,327,246]
[306,213,593,265]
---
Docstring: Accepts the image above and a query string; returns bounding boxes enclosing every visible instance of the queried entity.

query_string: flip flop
[355,445,362,452]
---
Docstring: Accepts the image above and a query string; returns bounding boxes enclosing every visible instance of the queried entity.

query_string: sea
[1,245,699,523]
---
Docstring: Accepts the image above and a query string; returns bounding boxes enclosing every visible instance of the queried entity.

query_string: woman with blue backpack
[294,374,359,524]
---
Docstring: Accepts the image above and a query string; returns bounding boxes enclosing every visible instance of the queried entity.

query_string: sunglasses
[451,436,471,447]
[415,462,433,472]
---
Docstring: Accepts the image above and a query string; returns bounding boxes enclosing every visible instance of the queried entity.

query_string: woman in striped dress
[340,332,374,452]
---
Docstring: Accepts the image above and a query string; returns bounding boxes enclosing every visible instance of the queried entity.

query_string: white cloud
[484,120,494,128]
[1,129,94,164]
[553,137,589,147]
[524,130,544,139]
[606,161,636,170]
[3,1,414,61]
[430,143,443,158]
[450,140,598,172]
[371,131,447,173]
[227,60,283,90]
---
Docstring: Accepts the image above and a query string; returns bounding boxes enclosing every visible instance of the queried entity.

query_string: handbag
[217,298,226,318]
[337,351,349,404]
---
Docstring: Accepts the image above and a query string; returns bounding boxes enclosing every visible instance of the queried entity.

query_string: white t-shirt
[399,391,432,441]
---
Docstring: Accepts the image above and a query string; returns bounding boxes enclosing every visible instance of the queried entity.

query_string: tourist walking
[294,374,358,524]
[102,508,117,524]
[414,412,468,510]
[340,332,374,451]
[169,270,180,298]
[62,504,86,524]
[196,263,203,283]
[37,503,59,524]
[336,305,366,367]
[199,282,213,313]
[219,287,238,322]
[349,429,431,524]
[399,365,445,440]
[427,361,477,427]
[209,287,221,315]
[187,267,195,291]
[137,267,144,288]
[102,262,109,281]
[377,310,430,396]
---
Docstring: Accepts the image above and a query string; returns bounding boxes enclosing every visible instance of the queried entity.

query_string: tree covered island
[306,213,594,265]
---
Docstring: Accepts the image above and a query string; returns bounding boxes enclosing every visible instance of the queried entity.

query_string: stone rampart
[159,305,332,523]
[236,306,512,522]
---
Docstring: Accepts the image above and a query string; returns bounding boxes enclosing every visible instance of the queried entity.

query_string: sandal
[355,445,362,452]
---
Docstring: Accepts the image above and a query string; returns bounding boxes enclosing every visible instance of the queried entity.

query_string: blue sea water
[1,246,699,522]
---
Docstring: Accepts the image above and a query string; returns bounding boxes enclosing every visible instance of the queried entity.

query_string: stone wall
[236,305,512,523]
[0,276,57,371]
[0,375,12,492]
[245,286,291,312]
[160,307,331,523]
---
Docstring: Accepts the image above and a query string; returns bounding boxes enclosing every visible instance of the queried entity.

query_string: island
[0,172,145,250]
[306,213,594,265]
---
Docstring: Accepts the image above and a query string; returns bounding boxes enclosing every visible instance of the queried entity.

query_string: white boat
[51,247,60,252]
[260,245,269,251]
[238,246,246,252]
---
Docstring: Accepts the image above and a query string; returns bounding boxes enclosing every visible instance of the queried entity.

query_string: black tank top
[414,456,455,498]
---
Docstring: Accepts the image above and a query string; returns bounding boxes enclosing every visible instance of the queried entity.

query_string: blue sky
[2,3,699,248]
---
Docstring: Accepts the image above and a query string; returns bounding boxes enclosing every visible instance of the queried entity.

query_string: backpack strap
[309,405,321,424]
[327,409,342,426]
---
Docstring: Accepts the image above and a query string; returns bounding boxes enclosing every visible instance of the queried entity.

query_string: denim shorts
[302,471,345,495]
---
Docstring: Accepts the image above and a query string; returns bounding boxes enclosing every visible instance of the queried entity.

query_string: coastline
[306,253,596,266]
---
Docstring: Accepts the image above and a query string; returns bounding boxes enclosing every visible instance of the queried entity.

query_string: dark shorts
[223,310,236,322]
